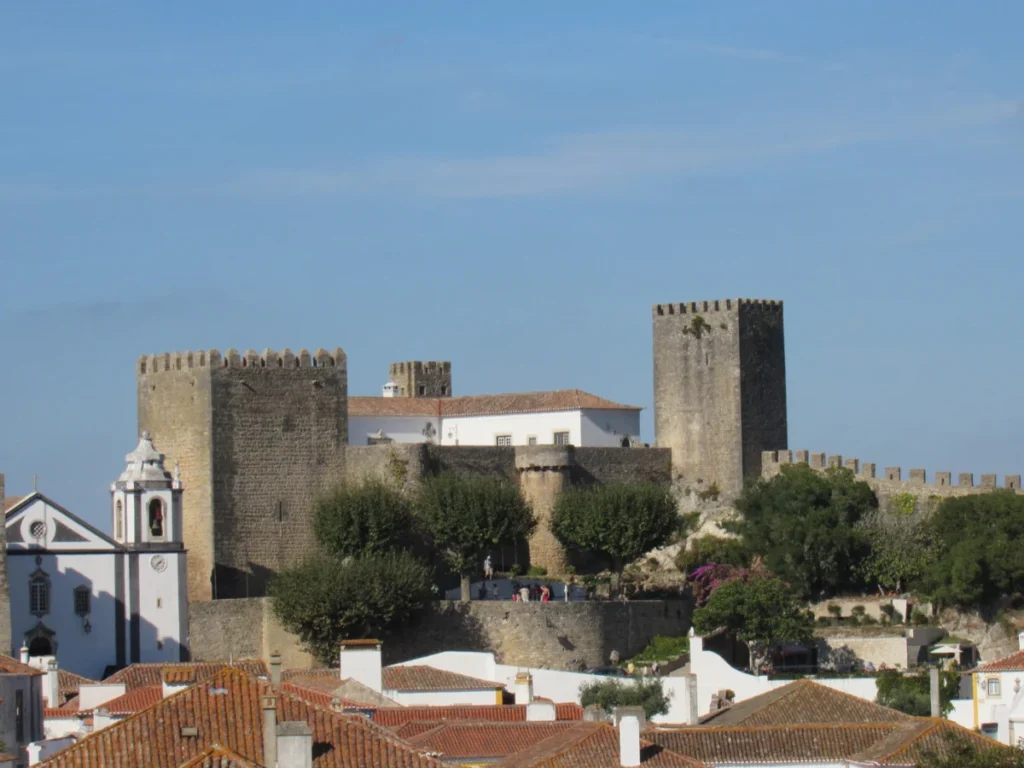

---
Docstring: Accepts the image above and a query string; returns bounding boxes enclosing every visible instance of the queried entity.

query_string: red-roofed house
[350,369,642,448]
[972,638,1024,742]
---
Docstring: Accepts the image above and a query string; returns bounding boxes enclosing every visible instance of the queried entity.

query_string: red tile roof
[498,722,704,767]
[179,745,262,768]
[349,390,640,419]
[847,719,1016,765]
[977,649,1024,672]
[3,496,25,513]
[98,685,164,715]
[382,666,504,692]
[407,722,576,760]
[102,660,268,690]
[38,667,442,767]
[696,679,911,726]
[0,654,44,676]
[374,703,583,728]
[59,669,96,700]
[646,724,899,763]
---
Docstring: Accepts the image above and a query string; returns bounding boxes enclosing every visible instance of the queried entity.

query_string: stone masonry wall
[762,450,1022,514]
[139,348,347,601]
[138,354,215,602]
[188,597,692,672]
[653,299,787,498]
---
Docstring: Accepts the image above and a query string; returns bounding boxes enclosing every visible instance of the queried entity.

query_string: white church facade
[5,433,188,680]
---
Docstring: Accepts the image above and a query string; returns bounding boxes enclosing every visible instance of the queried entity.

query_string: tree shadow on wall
[381,601,488,666]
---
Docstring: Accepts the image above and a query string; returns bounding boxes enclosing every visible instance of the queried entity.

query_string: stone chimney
[19,642,29,665]
[262,695,277,768]
[339,639,382,693]
[514,671,534,705]
[277,721,313,768]
[526,699,556,722]
[614,707,645,768]
[46,659,60,708]
[270,652,282,687]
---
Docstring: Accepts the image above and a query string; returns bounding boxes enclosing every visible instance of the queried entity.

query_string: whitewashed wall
[133,552,188,665]
[442,411,582,447]
[580,409,641,447]
[349,416,440,445]
[384,688,501,707]
[9,553,119,680]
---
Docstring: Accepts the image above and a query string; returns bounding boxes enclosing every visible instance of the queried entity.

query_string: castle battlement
[653,298,783,317]
[761,450,1022,492]
[138,348,347,374]
[389,361,451,373]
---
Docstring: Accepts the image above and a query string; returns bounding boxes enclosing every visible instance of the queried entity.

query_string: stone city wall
[762,450,1022,513]
[188,597,692,672]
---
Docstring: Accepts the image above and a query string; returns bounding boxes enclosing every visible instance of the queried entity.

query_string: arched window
[28,636,53,657]
[29,571,50,616]
[115,499,123,539]
[149,498,164,539]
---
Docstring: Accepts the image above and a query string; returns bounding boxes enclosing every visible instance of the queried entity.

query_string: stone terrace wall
[187,598,692,672]
[572,447,671,486]
[763,450,1022,513]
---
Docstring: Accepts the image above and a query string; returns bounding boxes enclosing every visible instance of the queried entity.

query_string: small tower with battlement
[653,299,787,497]
[388,361,452,398]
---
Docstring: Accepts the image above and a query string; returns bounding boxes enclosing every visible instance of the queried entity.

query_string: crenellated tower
[653,299,787,497]
[137,348,347,601]
[388,361,452,398]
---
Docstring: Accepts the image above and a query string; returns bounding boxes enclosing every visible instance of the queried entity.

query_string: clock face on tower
[150,555,167,572]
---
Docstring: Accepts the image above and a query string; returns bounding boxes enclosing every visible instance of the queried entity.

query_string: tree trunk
[460,574,471,603]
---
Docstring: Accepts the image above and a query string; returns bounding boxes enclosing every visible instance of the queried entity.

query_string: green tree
[691,576,814,674]
[858,506,936,595]
[675,534,749,575]
[418,475,535,602]
[921,491,1024,608]
[552,484,683,592]
[875,667,960,717]
[917,734,1024,768]
[579,677,670,719]
[727,465,876,598]
[313,479,417,558]
[269,551,432,665]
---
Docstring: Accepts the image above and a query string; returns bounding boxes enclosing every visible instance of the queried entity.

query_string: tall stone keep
[515,446,571,574]
[653,299,787,496]
[388,361,452,398]
[137,348,347,602]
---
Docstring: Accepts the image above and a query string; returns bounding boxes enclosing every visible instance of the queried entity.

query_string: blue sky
[2,3,1022,528]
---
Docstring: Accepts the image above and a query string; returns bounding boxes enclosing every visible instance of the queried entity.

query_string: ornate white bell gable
[110,432,183,547]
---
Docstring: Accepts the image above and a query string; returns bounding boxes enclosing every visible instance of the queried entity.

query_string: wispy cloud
[680,42,804,65]
[219,97,1020,201]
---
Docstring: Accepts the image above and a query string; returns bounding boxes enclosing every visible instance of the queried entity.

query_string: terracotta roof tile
[382,666,504,692]
[498,722,704,767]
[350,389,640,419]
[102,660,268,690]
[97,685,165,715]
[977,648,1024,672]
[646,724,899,763]
[847,719,1017,765]
[0,654,44,676]
[58,668,95,699]
[3,496,25,513]
[39,667,442,767]
[374,703,583,728]
[407,722,576,760]
[697,679,911,726]
[180,744,262,768]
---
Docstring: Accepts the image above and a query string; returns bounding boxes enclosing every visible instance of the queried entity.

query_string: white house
[970,635,1024,744]
[349,386,642,448]
[5,433,189,681]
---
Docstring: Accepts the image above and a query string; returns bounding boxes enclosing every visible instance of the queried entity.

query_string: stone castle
[136,297,1021,603]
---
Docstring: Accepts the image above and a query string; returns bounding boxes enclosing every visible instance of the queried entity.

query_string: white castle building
[4,433,188,680]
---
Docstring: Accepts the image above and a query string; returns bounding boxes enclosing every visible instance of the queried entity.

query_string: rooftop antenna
[32,474,38,492]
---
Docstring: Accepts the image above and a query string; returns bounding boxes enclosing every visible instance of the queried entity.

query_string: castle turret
[653,299,787,497]
[388,361,451,398]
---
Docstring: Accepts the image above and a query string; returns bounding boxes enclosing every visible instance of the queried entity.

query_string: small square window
[554,431,571,446]
[74,587,91,616]
[527,436,537,446]
[988,678,1002,697]
[496,435,512,447]
[418,385,426,396]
